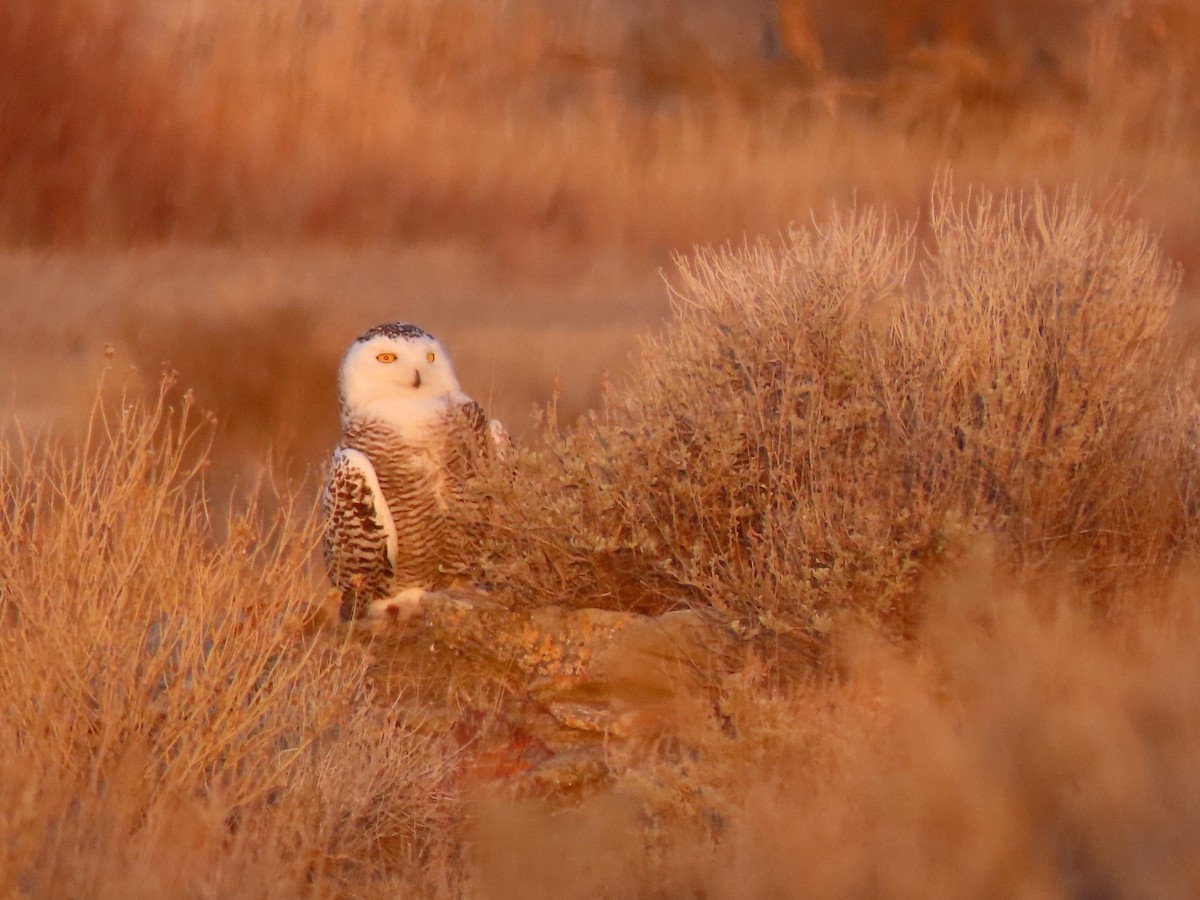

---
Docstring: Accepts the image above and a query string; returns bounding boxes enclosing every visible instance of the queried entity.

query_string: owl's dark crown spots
[356,322,433,344]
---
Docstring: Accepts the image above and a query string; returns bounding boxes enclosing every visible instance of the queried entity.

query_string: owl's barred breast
[343,411,475,590]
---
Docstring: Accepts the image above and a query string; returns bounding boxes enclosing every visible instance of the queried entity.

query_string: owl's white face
[338,323,465,423]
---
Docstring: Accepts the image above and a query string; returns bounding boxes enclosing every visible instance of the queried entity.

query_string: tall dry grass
[2,0,1199,261]
[0,380,462,897]
[0,0,192,242]
[467,186,1199,657]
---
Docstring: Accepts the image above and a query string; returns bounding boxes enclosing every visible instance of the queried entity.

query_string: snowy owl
[321,322,507,621]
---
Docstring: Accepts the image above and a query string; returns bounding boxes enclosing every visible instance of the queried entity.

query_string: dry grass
[0,382,463,897]
[2,0,1199,264]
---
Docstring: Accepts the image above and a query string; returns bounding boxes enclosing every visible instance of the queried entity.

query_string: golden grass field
[4,0,1200,896]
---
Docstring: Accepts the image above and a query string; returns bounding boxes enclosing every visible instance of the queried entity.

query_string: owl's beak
[411,369,422,389]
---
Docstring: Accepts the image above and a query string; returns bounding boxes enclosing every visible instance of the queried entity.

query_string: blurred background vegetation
[2,0,1198,490]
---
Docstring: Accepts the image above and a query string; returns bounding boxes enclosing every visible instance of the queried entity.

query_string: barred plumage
[321,323,507,620]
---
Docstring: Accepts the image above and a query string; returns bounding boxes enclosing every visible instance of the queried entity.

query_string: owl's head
[338,322,463,415]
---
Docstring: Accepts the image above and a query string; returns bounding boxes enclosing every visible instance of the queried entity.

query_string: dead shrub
[468,186,1198,655]
[0,380,461,897]
[889,186,1197,585]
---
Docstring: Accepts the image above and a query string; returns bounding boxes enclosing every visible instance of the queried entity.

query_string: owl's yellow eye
[376,352,397,363]
[426,351,436,363]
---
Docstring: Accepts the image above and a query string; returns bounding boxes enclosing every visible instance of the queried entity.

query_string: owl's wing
[446,400,491,473]
[450,399,513,460]
[321,446,397,620]
[437,402,513,498]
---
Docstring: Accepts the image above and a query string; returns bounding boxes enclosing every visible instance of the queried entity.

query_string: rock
[358,587,734,796]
